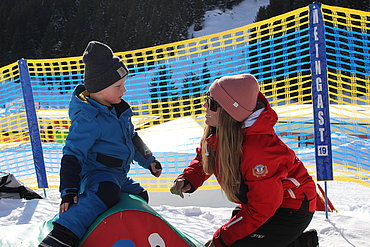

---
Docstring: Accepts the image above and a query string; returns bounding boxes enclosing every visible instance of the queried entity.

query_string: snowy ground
[188,0,269,38]
[0,180,369,246]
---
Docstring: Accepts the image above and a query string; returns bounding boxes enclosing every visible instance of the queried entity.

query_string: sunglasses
[205,92,220,112]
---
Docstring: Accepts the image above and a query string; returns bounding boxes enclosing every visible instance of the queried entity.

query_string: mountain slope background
[0,0,368,67]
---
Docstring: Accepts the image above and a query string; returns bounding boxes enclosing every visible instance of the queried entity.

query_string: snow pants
[231,207,314,247]
[54,176,148,239]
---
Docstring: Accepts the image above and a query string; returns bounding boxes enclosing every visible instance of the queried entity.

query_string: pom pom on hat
[209,74,259,122]
[82,41,128,93]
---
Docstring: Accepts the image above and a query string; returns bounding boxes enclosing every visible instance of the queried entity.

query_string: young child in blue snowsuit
[40,41,162,247]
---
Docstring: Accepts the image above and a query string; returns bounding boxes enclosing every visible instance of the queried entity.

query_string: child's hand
[170,179,192,198]
[60,194,78,213]
[149,160,162,177]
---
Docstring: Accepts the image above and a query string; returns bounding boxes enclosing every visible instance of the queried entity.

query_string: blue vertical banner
[309,3,333,181]
[18,59,49,188]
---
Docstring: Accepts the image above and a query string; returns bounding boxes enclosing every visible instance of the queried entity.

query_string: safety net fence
[0,3,369,192]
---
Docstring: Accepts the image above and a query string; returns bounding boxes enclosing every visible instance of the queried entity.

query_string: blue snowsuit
[54,85,155,238]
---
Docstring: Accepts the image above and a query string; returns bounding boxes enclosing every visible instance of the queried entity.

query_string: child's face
[94,77,127,106]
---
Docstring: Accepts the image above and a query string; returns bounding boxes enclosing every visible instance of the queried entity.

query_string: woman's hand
[170,179,191,198]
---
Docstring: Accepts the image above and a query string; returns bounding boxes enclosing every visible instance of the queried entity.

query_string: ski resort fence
[0,3,369,192]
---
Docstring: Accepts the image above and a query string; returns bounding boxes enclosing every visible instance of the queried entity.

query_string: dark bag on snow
[0,172,42,200]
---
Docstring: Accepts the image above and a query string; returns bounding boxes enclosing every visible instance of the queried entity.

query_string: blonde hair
[202,108,243,202]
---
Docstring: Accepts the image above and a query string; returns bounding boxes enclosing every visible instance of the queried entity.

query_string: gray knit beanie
[82,41,128,93]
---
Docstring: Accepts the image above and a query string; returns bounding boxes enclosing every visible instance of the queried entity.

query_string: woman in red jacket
[170,74,318,247]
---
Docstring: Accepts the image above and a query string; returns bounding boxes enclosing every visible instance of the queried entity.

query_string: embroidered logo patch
[117,66,128,78]
[252,164,268,177]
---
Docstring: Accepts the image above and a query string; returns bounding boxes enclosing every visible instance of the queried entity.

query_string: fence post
[18,59,48,189]
[309,3,333,218]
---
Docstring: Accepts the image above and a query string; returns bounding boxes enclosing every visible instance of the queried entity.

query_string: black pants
[232,208,314,247]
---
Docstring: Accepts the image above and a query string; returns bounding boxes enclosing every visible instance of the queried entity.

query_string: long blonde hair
[201,108,243,202]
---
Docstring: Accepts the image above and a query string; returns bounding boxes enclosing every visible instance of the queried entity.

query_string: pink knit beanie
[209,74,259,122]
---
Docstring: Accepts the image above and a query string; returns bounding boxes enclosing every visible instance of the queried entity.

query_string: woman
[170,74,318,247]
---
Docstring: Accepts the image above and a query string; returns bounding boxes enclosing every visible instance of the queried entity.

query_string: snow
[188,0,269,38]
[164,181,370,246]
[0,181,369,246]
[1,0,370,246]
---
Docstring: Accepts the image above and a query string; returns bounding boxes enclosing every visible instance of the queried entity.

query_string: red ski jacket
[178,93,317,247]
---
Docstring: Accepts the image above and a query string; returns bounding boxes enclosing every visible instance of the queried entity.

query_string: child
[40,41,162,247]
[171,74,318,247]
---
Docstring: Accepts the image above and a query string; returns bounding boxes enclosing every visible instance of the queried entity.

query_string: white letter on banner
[318,111,324,125]
[314,26,319,41]
[319,128,325,142]
[315,60,321,75]
[313,9,319,24]
[317,94,324,108]
[315,43,319,57]
[316,77,322,91]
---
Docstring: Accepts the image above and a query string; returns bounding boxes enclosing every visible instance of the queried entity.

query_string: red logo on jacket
[252,164,268,177]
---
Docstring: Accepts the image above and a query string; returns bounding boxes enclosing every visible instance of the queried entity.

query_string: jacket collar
[243,92,277,136]
[69,85,133,119]
[242,107,265,128]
